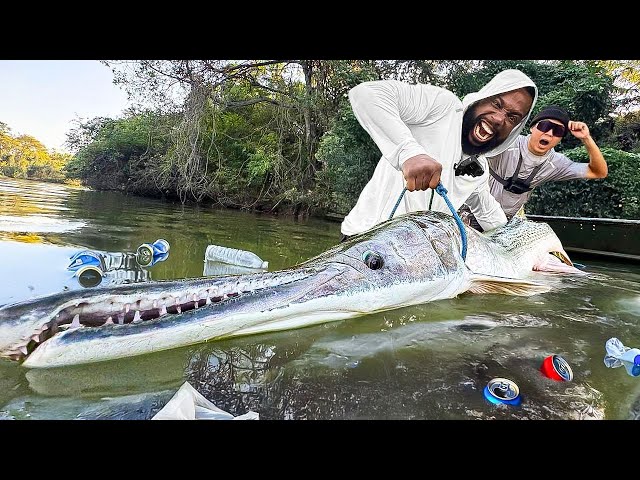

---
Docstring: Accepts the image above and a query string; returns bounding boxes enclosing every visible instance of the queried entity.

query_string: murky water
[1,177,639,420]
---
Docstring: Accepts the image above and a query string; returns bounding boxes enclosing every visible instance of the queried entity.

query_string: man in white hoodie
[340,69,538,240]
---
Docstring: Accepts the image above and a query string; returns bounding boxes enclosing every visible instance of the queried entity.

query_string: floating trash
[136,239,170,267]
[75,265,104,288]
[204,244,268,269]
[483,377,522,406]
[540,354,573,381]
[604,337,640,377]
[152,382,259,420]
[203,260,266,277]
[67,250,105,272]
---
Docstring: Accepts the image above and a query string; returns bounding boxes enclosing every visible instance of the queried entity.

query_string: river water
[1,177,639,420]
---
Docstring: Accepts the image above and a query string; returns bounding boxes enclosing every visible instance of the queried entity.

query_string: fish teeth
[132,311,142,323]
[70,314,82,329]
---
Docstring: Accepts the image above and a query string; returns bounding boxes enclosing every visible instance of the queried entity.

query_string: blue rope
[435,183,467,260]
[388,186,408,220]
[389,183,468,260]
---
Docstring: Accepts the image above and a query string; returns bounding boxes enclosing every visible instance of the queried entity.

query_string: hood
[462,69,538,158]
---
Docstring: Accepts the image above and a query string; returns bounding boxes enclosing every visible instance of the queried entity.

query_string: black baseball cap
[529,105,570,137]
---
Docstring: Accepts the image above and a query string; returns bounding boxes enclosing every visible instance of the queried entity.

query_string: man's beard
[461,108,503,155]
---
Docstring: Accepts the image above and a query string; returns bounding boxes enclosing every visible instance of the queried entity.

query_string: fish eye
[362,250,384,270]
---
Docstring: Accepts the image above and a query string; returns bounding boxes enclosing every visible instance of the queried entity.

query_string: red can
[540,354,573,381]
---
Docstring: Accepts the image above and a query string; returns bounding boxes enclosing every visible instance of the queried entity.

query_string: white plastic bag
[152,382,259,420]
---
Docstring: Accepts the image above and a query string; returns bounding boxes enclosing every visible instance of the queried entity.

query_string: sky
[0,60,131,152]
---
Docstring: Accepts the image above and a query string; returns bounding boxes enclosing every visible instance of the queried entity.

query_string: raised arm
[349,80,459,190]
[568,121,608,179]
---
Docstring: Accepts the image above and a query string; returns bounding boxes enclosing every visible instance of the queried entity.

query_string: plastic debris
[204,244,268,269]
[604,337,640,377]
[152,382,259,420]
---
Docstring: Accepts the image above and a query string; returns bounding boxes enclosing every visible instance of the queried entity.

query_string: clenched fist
[401,154,442,191]
[568,121,591,140]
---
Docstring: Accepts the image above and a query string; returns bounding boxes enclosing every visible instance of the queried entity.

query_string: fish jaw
[22,268,470,368]
[534,249,586,275]
[17,212,473,368]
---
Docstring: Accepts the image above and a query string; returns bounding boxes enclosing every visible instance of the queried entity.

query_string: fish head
[0,212,468,367]
[478,215,584,275]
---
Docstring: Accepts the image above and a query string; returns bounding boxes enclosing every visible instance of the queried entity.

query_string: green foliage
[603,110,640,153]
[447,60,540,98]
[533,61,615,150]
[67,112,174,193]
[0,128,69,182]
[65,60,637,220]
[315,102,382,213]
[451,60,616,152]
[526,147,640,219]
[597,60,640,112]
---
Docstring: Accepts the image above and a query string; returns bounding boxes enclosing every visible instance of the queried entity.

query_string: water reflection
[2,177,640,420]
[24,346,190,398]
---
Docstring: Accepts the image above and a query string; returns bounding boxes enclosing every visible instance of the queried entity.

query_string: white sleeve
[466,183,508,232]
[348,80,460,170]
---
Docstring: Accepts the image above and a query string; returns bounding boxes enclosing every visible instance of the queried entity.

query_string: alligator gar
[0,211,582,368]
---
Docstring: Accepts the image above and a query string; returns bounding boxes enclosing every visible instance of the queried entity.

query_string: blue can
[136,239,170,267]
[67,250,106,272]
[483,378,522,406]
[136,251,169,268]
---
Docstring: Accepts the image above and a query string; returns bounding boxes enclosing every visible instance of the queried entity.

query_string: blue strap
[435,183,467,260]
[389,183,467,260]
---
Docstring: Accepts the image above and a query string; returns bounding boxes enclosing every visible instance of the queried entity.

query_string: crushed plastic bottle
[204,245,268,269]
[203,260,266,277]
[604,337,640,377]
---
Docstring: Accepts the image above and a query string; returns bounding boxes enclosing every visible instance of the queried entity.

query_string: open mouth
[1,268,318,364]
[473,119,494,143]
[550,250,573,267]
[3,290,240,362]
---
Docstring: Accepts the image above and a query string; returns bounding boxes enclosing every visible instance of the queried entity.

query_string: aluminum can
[540,354,573,381]
[483,377,522,406]
[75,265,104,288]
[67,250,105,271]
[137,239,170,267]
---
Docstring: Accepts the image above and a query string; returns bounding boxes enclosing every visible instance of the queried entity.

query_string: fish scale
[0,211,583,368]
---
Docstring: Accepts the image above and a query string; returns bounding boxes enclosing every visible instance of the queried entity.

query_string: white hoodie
[341,69,538,236]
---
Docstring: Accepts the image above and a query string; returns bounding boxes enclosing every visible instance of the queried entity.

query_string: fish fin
[468,274,551,297]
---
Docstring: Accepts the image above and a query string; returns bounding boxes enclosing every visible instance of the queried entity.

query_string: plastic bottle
[204,244,268,269]
[604,337,640,377]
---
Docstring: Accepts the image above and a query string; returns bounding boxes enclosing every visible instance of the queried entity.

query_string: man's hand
[568,121,590,140]
[401,154,442,191]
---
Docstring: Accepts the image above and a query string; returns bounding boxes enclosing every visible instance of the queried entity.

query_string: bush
[526,146,640,219]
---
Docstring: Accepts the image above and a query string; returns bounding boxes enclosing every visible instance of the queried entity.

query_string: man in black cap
[460,105,607,230]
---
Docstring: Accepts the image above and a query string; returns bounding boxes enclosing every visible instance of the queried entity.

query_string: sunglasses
[535,119,566,137]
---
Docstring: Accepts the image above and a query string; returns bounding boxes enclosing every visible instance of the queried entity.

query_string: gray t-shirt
[485,134,590,218]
